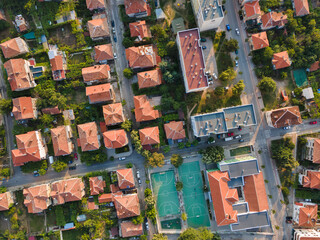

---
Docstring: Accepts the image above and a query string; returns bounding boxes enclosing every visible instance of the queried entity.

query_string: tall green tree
[178,227,220,240]
[171,154,183,168]
[258,77,276,93]
[201,146,224,164]
[0,99,12,114]
[148,152,165,167]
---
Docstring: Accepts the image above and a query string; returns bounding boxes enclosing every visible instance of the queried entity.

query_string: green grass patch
[295,189,320,203]
[46,211,56,227]
[230,146,251,157]
[261,90,279,110]
[216,52,233,74]
[28,214,45,232]
[62,229,84,240]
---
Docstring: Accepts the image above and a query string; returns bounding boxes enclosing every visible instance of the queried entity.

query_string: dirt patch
[160,0,194,27]
[49,24,77,47]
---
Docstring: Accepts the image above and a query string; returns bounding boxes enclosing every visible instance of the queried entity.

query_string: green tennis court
[151,171,180,217]
[178,161,210,228]
[293,69,308,87]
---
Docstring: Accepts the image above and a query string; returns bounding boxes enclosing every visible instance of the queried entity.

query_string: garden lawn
[62,229,84,240]
[230,146,251,156]
[28,214,45,233]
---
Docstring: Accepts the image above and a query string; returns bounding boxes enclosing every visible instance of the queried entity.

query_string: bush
[176,181,183,191]
[171,154,183,168]
[52,161,67,172]
[145,188,152,197]
[123,68,134,79]
[80,148,108,165]
[126,163,133,168]
[181,213,187,221]
[163,145,170,153]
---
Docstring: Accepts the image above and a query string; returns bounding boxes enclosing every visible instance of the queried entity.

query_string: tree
[0,20,9,31]
[52,161,67,172]
[40,114,54,127]
[178,227,219,240]
[145,206,157,221]
[38,169,46,176]
[224,39,239,52]
[163,145,170,153]
[145,188,152,197]
[0,168,10,177]
[263,47,274,60]
[181,212,187,221]
[122,37,134,48]
[201,146,224,164]
[145,195,156,207]
[80,234,90,240]
[0,99,12,114]
[0,186,7,193]
[176,181,183,191]
[214,86,225,96]
[121,120,132,132]
[148,152,165,167]
[159,61,169,72]
[153,234,168,240]
[123,68,134,79]
[258,77,276,93]
[150,24,168,40]
[132,215,144,225]
[171,154,183,168]
[219,68,236,82]
[232,80,245,96]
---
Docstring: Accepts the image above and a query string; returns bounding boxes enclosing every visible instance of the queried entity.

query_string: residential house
[0,37,29,59]
[42,106,61,115]
[134,95,160,122]
[51,125,74,157]
[261,11,288,30]
[4,58,36,91]
[77,122,100,152]
[302,87,314,100]
[243,0,261,26]
[14,15,28,32]
[23,184,51,213]
[129,21,152,42]
[125,45,160,70]
[12,97,38,120]
[249,32,269,51]
[137,68,162,89]
[11,130,47,166]
[94,44,114,64]
[120,221,143,238]
[124,0,151,18]
[139,126,160,150]
[293,0,309,17]
[191,0,224,31]
[51,178,85,205]
[48,46,67,81]
[86,0,105,10]
[300,170,320,190]
[56,10,76,24]
[309,61,320,72]
[272,51,291,70]
[86,83,115,104]
[116,168,135,190]
[82,65,111,85]
[176,28,208,93]
[293,229,320,240]
[89,176,106,195]
[113,193,140,219]
[103,103,125,126]
[0,192,14,211]
[266,106,302,128]
[98,193,113,203]
[164,121,186,144]
[293,202,317,227]
[304,138,320,164]
[88,18,110,41]
[103,129,128,149]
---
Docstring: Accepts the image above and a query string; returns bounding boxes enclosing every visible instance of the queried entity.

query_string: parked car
[212,73,217,80]
[235,28,240,35]
[119,157,126,161]
[286,216,292,224]
[283,126,290,130]
[205,71,210,75]
[310,121,317,125]
[217,134,221,139]
[235,60,239,67]
[202,46,207,50]
[69,166,76,170]
[138,179,141,185]
[238,126,242,131]
[226,24,231,31]
[222,5,225,11]
[111,20,115,27]
[33,173,40,177]
[227,132,234,137]
[200,38,206,42]
[68,160,73,164]
[74,153,78,160]
[136,170,140,179]
[235,135,241,139]
[112,27,116,34]
[113,53,117,59]
[113,37,117,42]
[235,49,238,54]
[145,222,149,231]
[239,139,244,142]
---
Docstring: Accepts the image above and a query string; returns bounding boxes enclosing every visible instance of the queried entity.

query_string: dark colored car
[114,37,117,42]
[217,134,221,139]
[111,20,115,27]
[238,126,242,131]
[226,24,231,31]
[200,38,206,42]
[310,121,317,125]
[222,5,225,11]
[74,153,78,160]
[69,166,76,170]
[68,160,73,164]
[235,49,238,54]
[239,139,244,142]
[33,173,40,177]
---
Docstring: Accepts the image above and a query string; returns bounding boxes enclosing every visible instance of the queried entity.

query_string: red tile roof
[86,0,105,10]
[86,83,114,104]
[94,44,114,62]
[137,68,162,89]
[134,95,160,122]
[82,65,110,83]
[129,21,152,41]
[50,55,63,71]
[12,130,47,166]
[42,106,61,115]
[113,193,140,219]
[244,1,261,19]
[4,59,35,91]
[77,122,100,152]
[177,29,208,93]
[303,171,320,189]
[89,176,106,195]
[0,192,13,211]
[243,172,269,212]
[294,0,309,17]
[110,184,120,193]
[0,37,29,59]
[310,61,320,72]
[207,170,238,226]
[299,204,318,227]
[261,12,288,30]
[51,178,85,205]
[87,201,98,210]
[139,126,160,146]
[267,106,302,128]
[121,221,143,238]
[250,32,269,51]
[12,97,37,120]
[103,103,125,126]
[98,193,113,203]
[164,121,185,140]
[117,168,135,189]
[88,18,109,39]
[272,51,291,70]
[23,184,51,213]
[51,126,73,157]
[125,45,159,69]
[312,139,320,164]
[124,0,151,17]
[103,129,128,149]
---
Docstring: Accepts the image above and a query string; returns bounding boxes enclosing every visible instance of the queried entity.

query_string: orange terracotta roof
[124,0,151,16]
[23,184,51,213]
[103,103,125,126]
[4,59,35,91]
[86,0,105,10]
[294,0,309,16]
[12,97,37,120]
[243,172,269,212]
[42,106,61,115]
[207,170,238,226]
[299,204,317,227]
[303,171,320,189]
[88,18,109,39]
[116,168,135,189]
[129,21,152,40]
[121,221,143,238]
[250,32,269,51]
[0,37,29,59]
[113,193,140,219]
[98,193,113,203]
[89,176,106,195]
[110,184,120,193]
[77,122,100,152]
[0,192,13,211]
[82,64,110,83]
[94,44,113,62]
[50,55,63,71]
[86,83,113,104]
[313,139,320,164]
[164,121,186,140]
[51,126,73,157]
[12,130,47,166]
[134,95,160,122]
[310,61,320,72]
[244,0,261,19]
[268,106,302,128]
[261,12,288,30]
[137,68,162,89]
[87,201,98,210]
[139,126,160,146]
[103,129,128,149]
[51,178,85,205]
[272,51,291,70]
[125,45,158,69]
